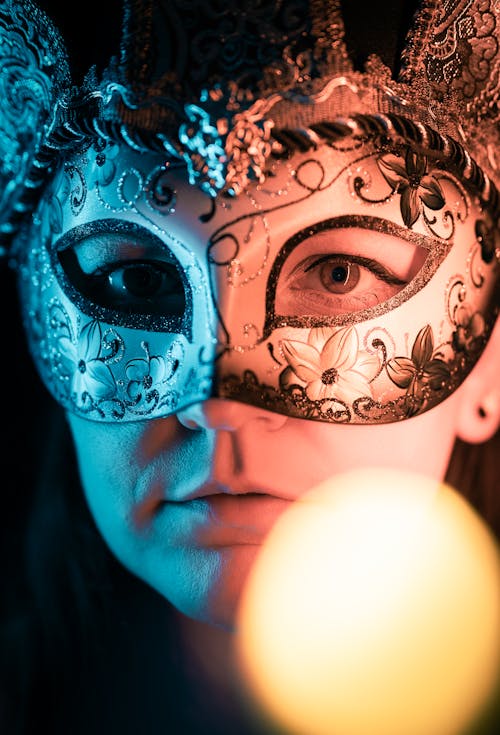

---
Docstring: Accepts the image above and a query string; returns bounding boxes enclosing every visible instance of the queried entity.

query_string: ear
[456,316,500,444]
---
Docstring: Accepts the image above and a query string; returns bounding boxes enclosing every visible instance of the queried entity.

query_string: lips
[174,492,292,548]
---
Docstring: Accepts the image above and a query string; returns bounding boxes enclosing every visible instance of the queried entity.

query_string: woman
[1,0,499,732]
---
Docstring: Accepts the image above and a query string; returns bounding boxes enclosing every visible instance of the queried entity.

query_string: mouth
[160,492,292,548]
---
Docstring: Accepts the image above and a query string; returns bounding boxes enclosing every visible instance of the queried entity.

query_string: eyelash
[303,254,407,286]
[92,258,175,279]
[56,246,187,323]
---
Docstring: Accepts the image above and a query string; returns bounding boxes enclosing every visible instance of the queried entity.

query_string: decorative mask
[2,0,500,424]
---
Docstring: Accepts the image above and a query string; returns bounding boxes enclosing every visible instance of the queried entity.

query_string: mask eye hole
[58,249,186,318]
[265,216,452,334]
[52,220,192,336]
[277,247,415,318]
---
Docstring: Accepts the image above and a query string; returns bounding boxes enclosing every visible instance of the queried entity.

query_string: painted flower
[58,319,116,404]
[280,327,380,405]
[126,352,169,402]
[378,148,445,227]
[387,325,451,405]
[452,304,485,352]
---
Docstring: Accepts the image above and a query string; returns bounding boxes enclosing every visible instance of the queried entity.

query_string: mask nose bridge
[210,254,274,364]
[204,254,235,353]
[201,207,278,403]
[208,254,241,401]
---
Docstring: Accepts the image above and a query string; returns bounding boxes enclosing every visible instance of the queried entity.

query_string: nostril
[176,410,203,431]
[181,418,200,430]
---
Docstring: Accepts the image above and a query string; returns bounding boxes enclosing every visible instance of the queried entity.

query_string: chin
[156,544,262,631]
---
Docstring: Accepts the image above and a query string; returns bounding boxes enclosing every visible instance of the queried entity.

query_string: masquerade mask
[3,0,500,424]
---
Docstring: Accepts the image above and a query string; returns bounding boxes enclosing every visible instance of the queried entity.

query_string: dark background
[38,0,419,83]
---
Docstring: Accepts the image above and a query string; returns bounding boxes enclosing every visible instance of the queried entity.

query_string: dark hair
[446,432,500,536]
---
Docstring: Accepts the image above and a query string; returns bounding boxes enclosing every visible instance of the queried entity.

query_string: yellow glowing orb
[236,469,500,735]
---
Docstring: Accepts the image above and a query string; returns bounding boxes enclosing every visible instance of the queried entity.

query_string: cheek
[303,389,461,482]
[66,414,143,536]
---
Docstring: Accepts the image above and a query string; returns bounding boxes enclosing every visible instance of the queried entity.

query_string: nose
[176,398,288,431]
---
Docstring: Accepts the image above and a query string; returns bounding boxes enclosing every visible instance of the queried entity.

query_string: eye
[313,257,362,294]
[267,219,451,333]
[279,252,409,317]
[92,260,186,315]
[58,245,186,318]
[272,221,434,323]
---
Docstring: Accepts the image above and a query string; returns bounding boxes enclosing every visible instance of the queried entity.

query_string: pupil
[332,265,349,283]
[122,266,161,297]
[319,260,360,294]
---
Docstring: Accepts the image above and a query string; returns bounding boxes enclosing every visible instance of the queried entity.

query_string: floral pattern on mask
[475,218,497,265]
[58,319,117,406]
[218,285,495,424]
[44,300,194,420]
[377,149,446,228]
[279,327,381,405]
[17,131,499,424]
[451,304,486,353]
[352,142,468,242]
[384,300,490,418]
[125,346,178,403]
[386,325,452,417]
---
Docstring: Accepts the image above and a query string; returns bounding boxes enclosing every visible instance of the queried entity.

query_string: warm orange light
[236,469,500,735]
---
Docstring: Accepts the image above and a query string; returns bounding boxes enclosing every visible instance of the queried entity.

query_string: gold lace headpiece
[83,0,500,202]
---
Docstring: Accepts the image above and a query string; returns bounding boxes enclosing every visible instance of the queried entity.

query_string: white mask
[18,125,499,424]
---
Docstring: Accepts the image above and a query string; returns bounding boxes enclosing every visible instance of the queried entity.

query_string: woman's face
[21,132,499,628]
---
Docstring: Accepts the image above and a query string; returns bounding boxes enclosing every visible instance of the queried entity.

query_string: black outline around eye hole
[49,219,193,339]
[263,215,452,336]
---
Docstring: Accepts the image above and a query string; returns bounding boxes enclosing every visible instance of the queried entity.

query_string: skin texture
[24,138,500,629]
[68,384,468,628]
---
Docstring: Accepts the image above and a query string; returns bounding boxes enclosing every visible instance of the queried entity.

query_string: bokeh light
[236,469,500,735]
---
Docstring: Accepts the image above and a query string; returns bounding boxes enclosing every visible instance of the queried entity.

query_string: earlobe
[457,395,500,444]
[456,317,500,444]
